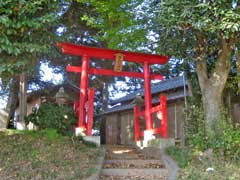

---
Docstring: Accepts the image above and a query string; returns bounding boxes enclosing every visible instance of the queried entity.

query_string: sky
[40,63,63,83]
[0,83,7,109]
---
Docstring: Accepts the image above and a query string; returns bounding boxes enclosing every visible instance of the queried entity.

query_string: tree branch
[196,60,209,93]
[195,32,209,93]
[209,38,233,89]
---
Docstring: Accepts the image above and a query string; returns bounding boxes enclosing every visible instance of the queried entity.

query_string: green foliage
[166,145,240,179]
[158,1,240,35]
[185,100,207,150]
[154,0,240,139]
[76,0,148,51]
[4,129,63,141]
[177,159,240,180]
[156,0,240,56]
[185,103,240,161]
[0,0,60,77]
[39,129,63,140]
[226,76,240,96]
[214,117,240,161]
[166,146,192,168]
[25,103,77,136]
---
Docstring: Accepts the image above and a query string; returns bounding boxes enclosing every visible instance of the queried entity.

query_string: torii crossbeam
[57,42,170,139]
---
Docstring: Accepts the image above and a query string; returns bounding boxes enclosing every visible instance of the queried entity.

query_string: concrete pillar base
[75,127,86,136]
[83,136,101,147]
[16,121,26,130]
[144,130,155,141]
[142,130,156,147]
[135,140,141,147]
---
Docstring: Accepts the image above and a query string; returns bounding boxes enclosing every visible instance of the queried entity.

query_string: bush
[25,103,77,136]
[184,101,208,150]
[166,146,192,168]
[214,119,240,161]
[185,103,240,161]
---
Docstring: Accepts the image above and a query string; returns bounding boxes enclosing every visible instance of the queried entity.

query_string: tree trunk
[102,82,108,112]
[100,82,108,144]
[6,77,19,128]
[18,73,27,128]
[236,49,240,90]
[196,39,233,136]
[202,86,223,134]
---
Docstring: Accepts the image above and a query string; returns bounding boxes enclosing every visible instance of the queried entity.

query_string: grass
[166,146,191,168]
[0,129,102,180]
[166,146,240,180]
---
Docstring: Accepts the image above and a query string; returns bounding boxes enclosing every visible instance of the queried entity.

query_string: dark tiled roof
[26,81,79,102]
[105,90,188,114]
[109,76,187,105]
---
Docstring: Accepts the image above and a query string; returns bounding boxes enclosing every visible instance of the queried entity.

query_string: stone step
[101,168,168,177]
[101,146,169,180]
[104,159,165,169]
[105,153,163,160]
[105,154,141,160]
[100,175,167,180]
[105,159,164,164]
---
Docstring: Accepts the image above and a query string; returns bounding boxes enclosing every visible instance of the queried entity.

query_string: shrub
[214,118,240,161]
[25,103,77,136]
[166,146,192,168]
[184,101,208,150]
[185,102,240,161]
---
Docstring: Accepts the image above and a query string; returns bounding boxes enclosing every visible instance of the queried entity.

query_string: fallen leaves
[103,162,164,169]
[0,131,101,180]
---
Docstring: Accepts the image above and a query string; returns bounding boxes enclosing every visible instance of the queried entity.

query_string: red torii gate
[57,42,170,140]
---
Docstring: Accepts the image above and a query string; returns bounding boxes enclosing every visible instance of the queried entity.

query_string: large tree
[0,0,60,125]
[154,0,240,136]
[50,0,147,112]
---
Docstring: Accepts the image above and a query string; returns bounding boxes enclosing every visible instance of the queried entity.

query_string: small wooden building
[15,82,79,120]
[101,76,188,145]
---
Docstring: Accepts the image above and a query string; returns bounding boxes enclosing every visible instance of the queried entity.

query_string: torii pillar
[143,62,154,141]
[144,62,153,130]
[78,55,89,130]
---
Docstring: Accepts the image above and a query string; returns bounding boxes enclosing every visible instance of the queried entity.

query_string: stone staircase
[100,146,168,180]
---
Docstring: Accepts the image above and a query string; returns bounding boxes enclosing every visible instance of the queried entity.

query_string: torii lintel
[57,42,170,64]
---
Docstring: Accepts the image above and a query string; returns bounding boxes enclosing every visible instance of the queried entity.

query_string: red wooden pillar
[134,106,140,141]
[78,55,89,129]
[144,62,153,130]
[160,95,168,138]
[86,88,95,135]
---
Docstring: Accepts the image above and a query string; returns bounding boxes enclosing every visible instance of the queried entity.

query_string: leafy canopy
[156,0,240,58]
[76,0,148,51]
[0,0,60,77]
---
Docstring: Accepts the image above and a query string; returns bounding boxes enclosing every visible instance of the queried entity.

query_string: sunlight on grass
[166,146,240,180]
[0,129,102,179]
